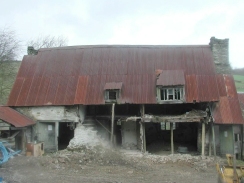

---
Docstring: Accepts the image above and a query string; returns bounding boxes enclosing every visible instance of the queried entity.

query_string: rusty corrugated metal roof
[0,106,35,127]
[238,93,244,104]
[104,82,123,90]
[7,45,223,106]
[156,70,185,86]
[212,75,244,124]
[238,93,244,117]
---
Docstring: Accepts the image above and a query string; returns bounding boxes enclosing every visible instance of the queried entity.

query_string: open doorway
[58,122,74,150]
[145,122,198,154]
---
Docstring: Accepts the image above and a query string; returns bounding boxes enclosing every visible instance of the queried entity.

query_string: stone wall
[209,37,232,74]
[15,106,80,122]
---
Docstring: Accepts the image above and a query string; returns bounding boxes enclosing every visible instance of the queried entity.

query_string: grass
[233,75,244,93]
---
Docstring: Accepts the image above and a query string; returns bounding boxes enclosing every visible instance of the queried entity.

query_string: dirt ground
[0,146,221,183]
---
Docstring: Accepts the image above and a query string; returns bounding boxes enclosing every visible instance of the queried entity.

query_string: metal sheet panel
[104,82,123,90]
[35,77,51,106]
[64,76,78,105]
[7,78,24,106]
[0,106,35,127]
[8,45,223,106]
[157,70,185,86]
[213,97,244,124]
[16,78,33,106]
[44,77,60,105]
[74,76,89,104]
[185,75,198,102]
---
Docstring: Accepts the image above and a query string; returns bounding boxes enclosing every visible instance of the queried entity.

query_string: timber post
[170,122,174,154]
[140,105,146,153]
[211,122,216,157]
[111,103,115,145]
[202,122,206,156]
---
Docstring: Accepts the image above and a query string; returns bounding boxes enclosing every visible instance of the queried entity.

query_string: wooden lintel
[143,115,204,123]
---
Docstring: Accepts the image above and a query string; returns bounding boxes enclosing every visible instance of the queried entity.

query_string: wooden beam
[209,125,212,156]
[140,105,146,153]
[211,122,216,157]
[171,123,174,154]
[202,122,205,156]
[111,103,115,145]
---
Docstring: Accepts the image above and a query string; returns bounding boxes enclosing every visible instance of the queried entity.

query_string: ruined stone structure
[6,37,244,156]
[210,37,232,74]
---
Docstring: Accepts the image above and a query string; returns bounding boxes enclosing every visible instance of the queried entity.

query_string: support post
[209,125,212,156]
[202,122,205,156]
[211,122,216,157]
[140,105,146,153]
[111,103,115,145]
[170,123,174,154]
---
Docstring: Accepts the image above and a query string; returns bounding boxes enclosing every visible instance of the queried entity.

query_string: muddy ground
[0,146,221,183]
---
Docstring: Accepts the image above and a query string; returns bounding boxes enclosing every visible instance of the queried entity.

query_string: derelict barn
[7,37,244,156]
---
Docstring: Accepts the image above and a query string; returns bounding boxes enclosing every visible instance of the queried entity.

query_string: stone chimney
[27,46,38,55]
[209,37,231,74]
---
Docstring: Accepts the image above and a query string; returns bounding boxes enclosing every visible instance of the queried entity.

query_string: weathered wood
[143,114,206,123]
[202,122,205,156]
[171,123,174,154]
[209,125,212,156]
[211,122,216,157]
[140,105,146,153]
[111,103,115,144]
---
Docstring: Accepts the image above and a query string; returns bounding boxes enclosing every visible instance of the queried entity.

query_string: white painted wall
[16,106,85,122]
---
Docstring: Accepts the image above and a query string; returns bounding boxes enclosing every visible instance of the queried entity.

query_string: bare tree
[0,28,21,62]
[27,35,68,50]
[0,27,21,104]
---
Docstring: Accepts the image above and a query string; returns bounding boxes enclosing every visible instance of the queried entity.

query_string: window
[105,90,119,102]
[108,90,117,100]
[158,87,184,102]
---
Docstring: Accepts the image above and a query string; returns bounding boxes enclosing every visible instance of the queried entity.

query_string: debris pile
[68,124,109,150]
[127,153,220,171]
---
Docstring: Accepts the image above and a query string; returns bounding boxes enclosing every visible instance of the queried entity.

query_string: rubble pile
[68,124,109,149]
[127,153,220,171]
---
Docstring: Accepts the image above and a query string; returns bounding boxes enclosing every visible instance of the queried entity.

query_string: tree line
[0,27,68,62]
[0,27,68,105]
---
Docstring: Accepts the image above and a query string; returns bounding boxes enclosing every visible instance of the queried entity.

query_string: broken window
[105,90,119,102]
[158,87,184,101]
[104,82,122,102]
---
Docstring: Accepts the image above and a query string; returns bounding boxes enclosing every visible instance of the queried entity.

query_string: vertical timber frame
[111,103,115,145]
[202,121,206,156]
[211,122,216,157]
[170,123,174,154]
[140,105,146,153]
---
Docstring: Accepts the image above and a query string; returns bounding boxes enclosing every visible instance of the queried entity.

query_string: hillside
[0,61,21,105]
[233,68,244,92]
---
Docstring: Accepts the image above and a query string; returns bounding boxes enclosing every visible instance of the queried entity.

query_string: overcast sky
[1,0,243,68]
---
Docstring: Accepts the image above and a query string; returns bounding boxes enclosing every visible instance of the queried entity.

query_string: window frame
[157,86,185,103]
[104,89,120,102]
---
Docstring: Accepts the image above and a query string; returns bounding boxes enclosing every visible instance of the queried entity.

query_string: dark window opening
[109,91,117,100]
[105,89,120,101]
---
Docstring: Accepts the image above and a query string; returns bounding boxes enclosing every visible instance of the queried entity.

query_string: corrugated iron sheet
[104,82,123,90]
[156,70,185,86]
[8,45,218,106]
[0,106,35,127]
[212,75,244,124]
[213,97,244,124]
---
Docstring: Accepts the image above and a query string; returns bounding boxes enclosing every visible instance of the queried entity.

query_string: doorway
[58,122,74,150]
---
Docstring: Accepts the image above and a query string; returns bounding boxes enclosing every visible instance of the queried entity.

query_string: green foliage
[233,75,244,92]
[0,61,21,104]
